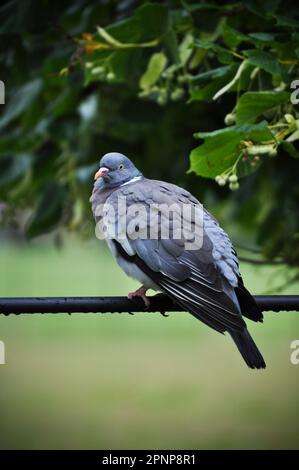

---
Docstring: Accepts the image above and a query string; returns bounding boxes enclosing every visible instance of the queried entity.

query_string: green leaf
[248,32,277,44]
[171,7,193,33]
[105,3,170,43]
[221,27,277,49]
[194,121,272,140]
[189,64,237,102]
[26,182,66,238]
[0,79,42,129]
[84,3,170,86]
[271,13,299,28]
[222,23,249,49]
[0,153,31,188]
[244,49,287,79]
[190,122,272,178]
[213,60,248,101]
[50,89,80,119]
[182,1,221,12]
[280,141,299,158]
[244,0,281,17]
[193,39,233,64]
[236,91,289,124]
[190,65,233,84]
[162,29,180,64]
[286,129,299,143]
[179,32,194,65]
[109,49,141,82]
[276,40,299,63]
[140,52,168,90]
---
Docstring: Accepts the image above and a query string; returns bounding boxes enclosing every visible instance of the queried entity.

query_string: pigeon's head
[94,152,142,189]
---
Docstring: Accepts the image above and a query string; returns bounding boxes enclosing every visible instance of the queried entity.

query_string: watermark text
[94,196,204,250]
[290,340,299,365]
[0,80,4,104]
[0,340,5,365]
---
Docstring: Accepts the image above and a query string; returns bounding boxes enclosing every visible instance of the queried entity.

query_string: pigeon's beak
[94,167,109,180]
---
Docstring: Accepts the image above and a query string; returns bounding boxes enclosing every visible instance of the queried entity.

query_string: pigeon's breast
[106,239,159,290]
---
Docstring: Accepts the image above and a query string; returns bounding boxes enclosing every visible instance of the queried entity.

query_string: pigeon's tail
[229,329,266,369]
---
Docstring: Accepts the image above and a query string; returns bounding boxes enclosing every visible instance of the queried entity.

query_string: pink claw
[127,286,150,308]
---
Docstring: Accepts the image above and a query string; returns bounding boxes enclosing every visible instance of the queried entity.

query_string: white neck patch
[121,176,143,187]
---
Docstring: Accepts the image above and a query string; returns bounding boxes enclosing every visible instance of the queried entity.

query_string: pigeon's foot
[127,286,150,308]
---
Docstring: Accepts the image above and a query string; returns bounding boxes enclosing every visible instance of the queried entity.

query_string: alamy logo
[0,80,4,104]
[290,80,299,105]
[290,340,299,365]
[0,340,5,364]
[94,197,204,251]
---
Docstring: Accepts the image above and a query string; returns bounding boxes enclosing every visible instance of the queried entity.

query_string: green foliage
[140,53,168,91]
[26,182,66,238]
[0,79,43,129]
[79,1,299,181]
[0,0,299,271]
[190,122,272,178]
[235,91,289,124]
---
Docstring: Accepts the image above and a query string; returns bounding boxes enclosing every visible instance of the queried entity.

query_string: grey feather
[91,153,265,369]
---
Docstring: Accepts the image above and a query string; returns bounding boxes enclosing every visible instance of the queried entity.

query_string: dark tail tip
[229,329,266,369]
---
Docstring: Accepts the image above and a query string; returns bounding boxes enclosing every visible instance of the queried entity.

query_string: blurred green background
[0,237,299,449]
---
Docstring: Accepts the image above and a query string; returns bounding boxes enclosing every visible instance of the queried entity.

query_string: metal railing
[0,295,299,315]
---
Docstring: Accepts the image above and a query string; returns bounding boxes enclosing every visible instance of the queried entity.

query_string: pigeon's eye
[119,164,124,170]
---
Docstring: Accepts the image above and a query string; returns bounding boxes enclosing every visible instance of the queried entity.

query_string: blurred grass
[0,236,299,449]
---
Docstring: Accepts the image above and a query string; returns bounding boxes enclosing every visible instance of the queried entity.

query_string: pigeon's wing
[203,207,263,323]
[107,179,247,334]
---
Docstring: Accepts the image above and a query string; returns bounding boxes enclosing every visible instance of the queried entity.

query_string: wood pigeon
[90,152,266,369]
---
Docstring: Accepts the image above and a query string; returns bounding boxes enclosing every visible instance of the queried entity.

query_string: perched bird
[90,152,266,369]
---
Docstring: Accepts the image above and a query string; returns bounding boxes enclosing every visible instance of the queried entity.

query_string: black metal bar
[0,295,298,315]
